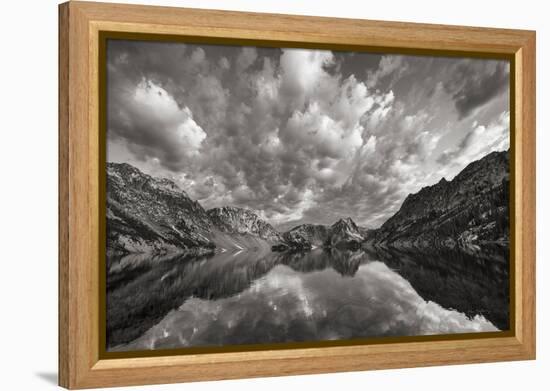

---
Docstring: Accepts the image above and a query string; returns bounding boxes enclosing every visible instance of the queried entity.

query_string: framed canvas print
[58,1,536,389]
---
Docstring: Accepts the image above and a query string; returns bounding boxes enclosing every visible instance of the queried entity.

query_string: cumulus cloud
[285,102,363,159]
[279,48,335,109]
[107,40,510,228]
[444,60,509,119]
[437,111,510,167]
[367,55,407,88]
[235,47,258,72]
[108,79,206,170]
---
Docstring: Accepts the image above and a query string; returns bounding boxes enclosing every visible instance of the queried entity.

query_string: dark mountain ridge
[207,206,282,243]
[106,163,215,257]
[272,217,366,251]
[107,163,286,258]
[367,149,509,249]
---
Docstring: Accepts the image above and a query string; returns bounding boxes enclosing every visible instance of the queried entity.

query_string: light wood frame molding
[59,1,536,389]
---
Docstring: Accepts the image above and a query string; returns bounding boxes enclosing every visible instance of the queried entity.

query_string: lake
[106,246,509,352]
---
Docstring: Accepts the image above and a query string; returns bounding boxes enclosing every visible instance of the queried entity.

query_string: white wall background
[0,0,546,389]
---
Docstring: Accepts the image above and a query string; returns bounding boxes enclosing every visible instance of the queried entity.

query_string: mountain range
[107,149,509,257]
[366,149,509,249]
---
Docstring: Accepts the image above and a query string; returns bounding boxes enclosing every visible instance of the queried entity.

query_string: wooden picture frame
[59,1,536,389]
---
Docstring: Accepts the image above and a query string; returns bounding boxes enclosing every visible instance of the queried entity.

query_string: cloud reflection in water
[116,260,496,351]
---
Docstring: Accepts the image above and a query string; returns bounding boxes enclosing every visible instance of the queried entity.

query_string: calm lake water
[106,246,509,352]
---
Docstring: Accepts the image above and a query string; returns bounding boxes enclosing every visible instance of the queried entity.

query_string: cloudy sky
[106,39,510,229]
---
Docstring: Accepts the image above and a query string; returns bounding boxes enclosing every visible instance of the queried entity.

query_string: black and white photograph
[105,40,510,352]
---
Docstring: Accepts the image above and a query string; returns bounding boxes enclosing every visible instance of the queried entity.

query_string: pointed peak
[333,217,357,227]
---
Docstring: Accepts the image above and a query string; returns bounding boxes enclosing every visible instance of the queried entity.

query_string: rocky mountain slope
[107,164,281,257]
[281,224,330,249]
[107,163,215,256]
[273,218,365,251]
[367,150,510,249]
[327,218,365,249]
[207,206,282,243]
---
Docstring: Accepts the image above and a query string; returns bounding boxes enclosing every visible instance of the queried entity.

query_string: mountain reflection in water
[107,246,508,351]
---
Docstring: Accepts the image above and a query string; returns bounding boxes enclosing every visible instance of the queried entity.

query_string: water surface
[107,246,509,351]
